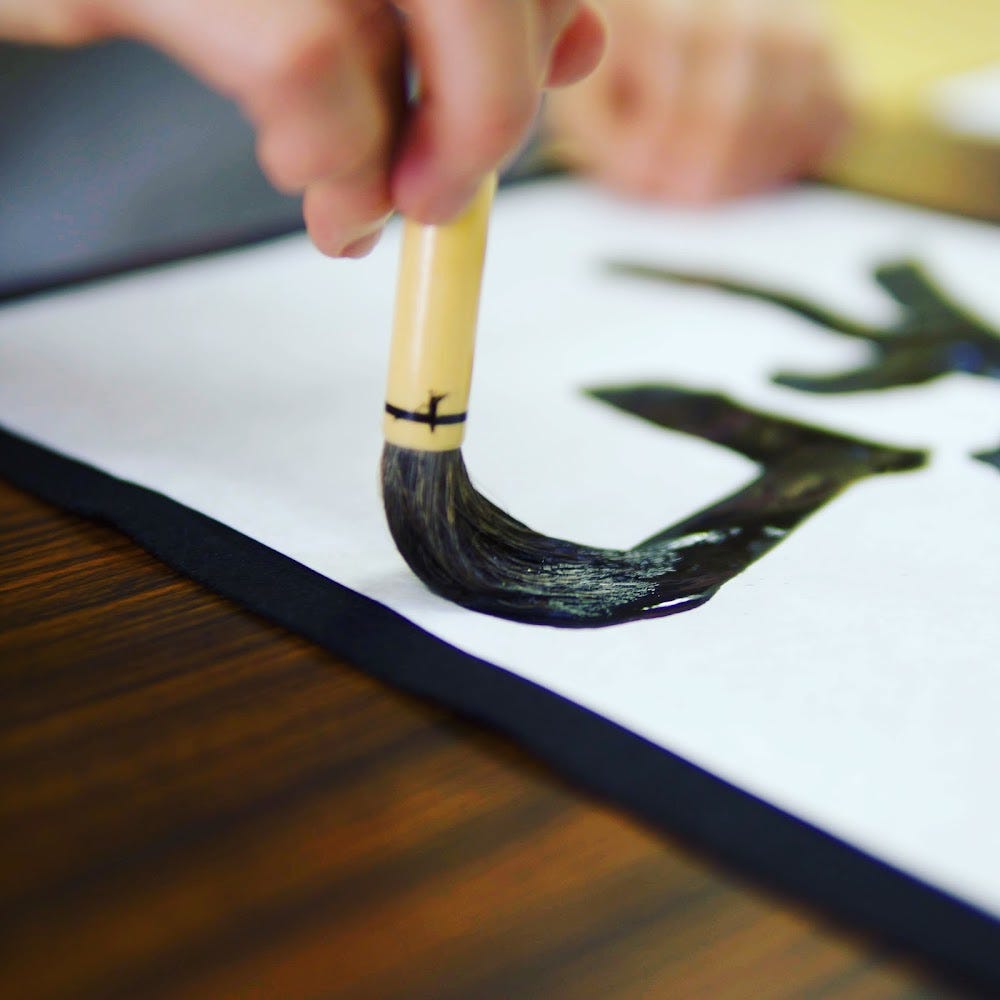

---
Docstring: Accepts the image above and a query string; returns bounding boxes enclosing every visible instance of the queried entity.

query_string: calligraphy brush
[380,174,696,627]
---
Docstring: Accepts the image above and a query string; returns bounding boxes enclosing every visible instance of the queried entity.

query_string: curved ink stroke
[611,259,1000,467]
[590,386,926,606]
[385,386,926,628]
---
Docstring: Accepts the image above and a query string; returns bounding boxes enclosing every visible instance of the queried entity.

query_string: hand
[3,0,605,256]
[545,0,849,203]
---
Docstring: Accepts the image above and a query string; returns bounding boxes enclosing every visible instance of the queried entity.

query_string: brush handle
[383,173,497,451]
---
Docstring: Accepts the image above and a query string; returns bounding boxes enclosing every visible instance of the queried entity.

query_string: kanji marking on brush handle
[384,400,467,430]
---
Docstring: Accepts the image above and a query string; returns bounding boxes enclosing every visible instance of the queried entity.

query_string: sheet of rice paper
[2,179,998,969]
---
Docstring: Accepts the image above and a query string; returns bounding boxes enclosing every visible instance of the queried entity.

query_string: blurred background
[1,0,997,301]
[0,40,300,299]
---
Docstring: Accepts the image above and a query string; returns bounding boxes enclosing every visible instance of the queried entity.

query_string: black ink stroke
[612,259,1000,391]
[612,259,1000,470]
[974,445,1000,473]
[585,386,926,623]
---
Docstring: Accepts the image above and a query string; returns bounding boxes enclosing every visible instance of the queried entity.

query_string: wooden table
[0,478,974,999]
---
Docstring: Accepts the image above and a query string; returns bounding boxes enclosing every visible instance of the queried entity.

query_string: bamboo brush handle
[383,173,497,451]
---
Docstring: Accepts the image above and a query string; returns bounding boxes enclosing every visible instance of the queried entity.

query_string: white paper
[2,180,998,916]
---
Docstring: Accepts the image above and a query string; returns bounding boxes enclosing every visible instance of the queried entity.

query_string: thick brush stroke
[612,259,1000,472]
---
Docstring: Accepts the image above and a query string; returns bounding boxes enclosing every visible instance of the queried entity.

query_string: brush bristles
[380,444,713,627]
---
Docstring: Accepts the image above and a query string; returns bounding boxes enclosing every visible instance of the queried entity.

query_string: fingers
[392,0,604,222]
[12,0,606,258]
[645,2,761,201]
[706,4,849,199]
[663,0,850,199]
[112,0,407,257]
[545,0,850,206]
[546,0,694,197]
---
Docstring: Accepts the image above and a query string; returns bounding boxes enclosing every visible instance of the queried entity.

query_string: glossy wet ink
[382,386,926,628]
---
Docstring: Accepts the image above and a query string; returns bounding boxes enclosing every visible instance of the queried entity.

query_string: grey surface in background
[0,41,301,297]
[0,40,547,299]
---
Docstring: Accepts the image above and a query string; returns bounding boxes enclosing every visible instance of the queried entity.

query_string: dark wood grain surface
[0,478,977,999]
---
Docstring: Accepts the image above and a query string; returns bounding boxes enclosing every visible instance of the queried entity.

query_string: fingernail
[335,212,392,258]
[340,229,382,259]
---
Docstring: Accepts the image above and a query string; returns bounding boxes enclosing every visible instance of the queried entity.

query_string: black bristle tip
[380,443,712,628]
